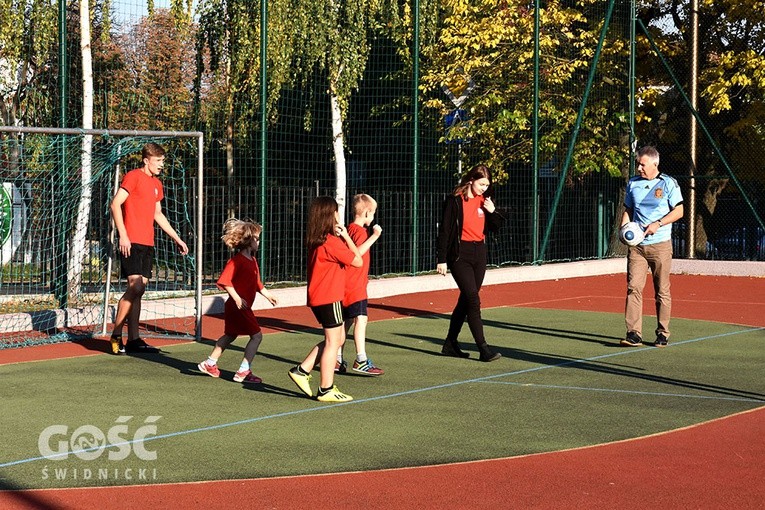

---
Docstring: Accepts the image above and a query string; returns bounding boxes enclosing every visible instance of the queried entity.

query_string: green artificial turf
[1,307,763,489]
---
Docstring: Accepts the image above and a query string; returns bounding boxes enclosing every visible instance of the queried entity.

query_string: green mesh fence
[0,129,200,349]
[3,1,764,348]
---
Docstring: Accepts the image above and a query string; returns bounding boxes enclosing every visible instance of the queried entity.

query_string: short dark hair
[142,143,166,160]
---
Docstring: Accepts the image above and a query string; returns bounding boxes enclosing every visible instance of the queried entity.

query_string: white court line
[481,381,765,403]
[2,325,763,470]
[503,295,765,308]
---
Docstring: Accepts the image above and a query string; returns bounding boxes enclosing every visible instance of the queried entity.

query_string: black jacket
[436,195,504,266]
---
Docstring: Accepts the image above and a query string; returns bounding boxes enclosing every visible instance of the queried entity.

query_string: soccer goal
[0,126,204,349]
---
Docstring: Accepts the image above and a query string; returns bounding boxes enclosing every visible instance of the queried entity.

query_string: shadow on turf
[383,327,765,401]
[498,346,765,401]
[368,302,450,319]
[124,349,316,399]
[483,318,620,347]
[0,479,61,509]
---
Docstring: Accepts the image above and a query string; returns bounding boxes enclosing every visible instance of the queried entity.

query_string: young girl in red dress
[288,196,362,402]
[198,219,278,383]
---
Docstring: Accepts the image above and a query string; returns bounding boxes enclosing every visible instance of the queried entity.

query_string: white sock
[206,357,218,366]
[238,360,250,373]
[356,353,367,363]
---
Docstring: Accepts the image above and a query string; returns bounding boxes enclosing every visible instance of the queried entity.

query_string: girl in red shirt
[198,219,278,383]
[436,165,504,362]
[288,197,362,402]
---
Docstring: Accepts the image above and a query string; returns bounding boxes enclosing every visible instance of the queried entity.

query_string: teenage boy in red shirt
[109,143,188,354]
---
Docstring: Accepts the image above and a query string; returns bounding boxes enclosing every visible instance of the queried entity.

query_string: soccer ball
[619,222,644,246]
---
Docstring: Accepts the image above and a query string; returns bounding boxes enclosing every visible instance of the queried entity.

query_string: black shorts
[343,299,368,320]
[120,243,154,279]
[311,301,344,329]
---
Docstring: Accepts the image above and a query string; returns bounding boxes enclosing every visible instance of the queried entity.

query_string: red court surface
[1,273,764,509]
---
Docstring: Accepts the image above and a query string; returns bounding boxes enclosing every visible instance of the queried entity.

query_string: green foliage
[287,0,383,122]
[102,9,194,131]
[195,0,296,145]
[418,0,630,183]
[0,0,58,125]
[637,0,765,182]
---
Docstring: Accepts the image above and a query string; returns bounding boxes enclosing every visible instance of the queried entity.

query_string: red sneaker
[234,370,262,384]
[198,361,220,378]
[352,359,384,376]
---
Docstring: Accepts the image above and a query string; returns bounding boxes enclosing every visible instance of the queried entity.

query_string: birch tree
[196,0,295,217]
[290,0,382,218]
[67,0,94,302]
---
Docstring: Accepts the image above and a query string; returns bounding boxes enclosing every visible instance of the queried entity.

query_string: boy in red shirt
[109,143,188,354]
[336,194,384,375]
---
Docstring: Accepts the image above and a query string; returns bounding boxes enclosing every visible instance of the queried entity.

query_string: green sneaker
[288,367,313,397]
[316,385,353,403]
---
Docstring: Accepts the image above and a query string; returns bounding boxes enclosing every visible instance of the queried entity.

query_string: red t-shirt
[307,235,358,307]
[217,252,265,336]
[120,168,164,246]
[343,223,371,306]
[461,195,486,242]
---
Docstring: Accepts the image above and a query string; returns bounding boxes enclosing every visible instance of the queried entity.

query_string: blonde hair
[221,218,262,251]
[352,193,377,217]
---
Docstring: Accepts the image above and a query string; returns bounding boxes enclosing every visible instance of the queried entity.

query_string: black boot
[478,344,501,362]
[441,338,469,358]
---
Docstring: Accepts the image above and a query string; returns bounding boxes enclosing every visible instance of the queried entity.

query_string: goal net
[0,127,203,349]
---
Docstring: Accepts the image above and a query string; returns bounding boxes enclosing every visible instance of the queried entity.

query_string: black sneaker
[334,360,348,373]
[441,339,470,358]
[654,333,669,348]
[478,345,501,362]
[125,338,160,354]
[620,332,643,347]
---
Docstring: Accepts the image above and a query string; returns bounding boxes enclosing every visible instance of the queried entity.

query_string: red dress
[217,252,264,336]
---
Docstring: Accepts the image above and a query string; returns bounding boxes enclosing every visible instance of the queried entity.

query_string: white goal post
[0,126,204,345]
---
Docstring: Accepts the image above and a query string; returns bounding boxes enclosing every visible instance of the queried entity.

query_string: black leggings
[446,241,487,346]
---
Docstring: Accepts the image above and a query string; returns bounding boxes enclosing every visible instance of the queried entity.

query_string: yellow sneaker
[288,367,313,397]
[316,385,353,403]
[110,335,125,355]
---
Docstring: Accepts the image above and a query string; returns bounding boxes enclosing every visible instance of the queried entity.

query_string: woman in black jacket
[436,165,503,362]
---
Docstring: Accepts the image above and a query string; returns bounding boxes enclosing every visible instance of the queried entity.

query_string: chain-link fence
[2,0,764,295]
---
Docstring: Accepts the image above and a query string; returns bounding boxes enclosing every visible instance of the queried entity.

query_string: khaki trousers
[625,240,673,339]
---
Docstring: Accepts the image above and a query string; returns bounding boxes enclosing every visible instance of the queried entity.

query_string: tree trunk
[695,177,729,257]
[331,94,347,221]
[68,0,94,304]
[226,53,235,219]
[330,67,346,220]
